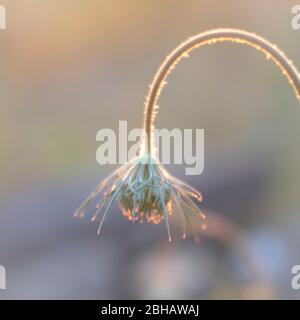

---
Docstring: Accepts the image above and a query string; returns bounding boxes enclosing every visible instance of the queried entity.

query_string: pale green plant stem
[143,29,300,154]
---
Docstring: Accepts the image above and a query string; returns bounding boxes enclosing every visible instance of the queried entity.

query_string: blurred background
[0,0,300,299]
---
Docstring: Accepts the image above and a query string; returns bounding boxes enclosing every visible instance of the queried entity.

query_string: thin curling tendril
[144,29,300,154]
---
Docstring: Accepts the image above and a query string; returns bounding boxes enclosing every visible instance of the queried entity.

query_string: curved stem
[143,28,300,154]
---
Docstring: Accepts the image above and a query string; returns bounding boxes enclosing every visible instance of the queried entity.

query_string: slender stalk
[143,28,300,154]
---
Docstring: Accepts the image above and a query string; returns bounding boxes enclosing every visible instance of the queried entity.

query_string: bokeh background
[1,0,300,299]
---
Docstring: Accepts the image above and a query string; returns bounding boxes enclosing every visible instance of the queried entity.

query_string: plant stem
[143,29,300,154]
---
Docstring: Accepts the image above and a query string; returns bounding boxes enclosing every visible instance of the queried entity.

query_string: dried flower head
[75,29,300,241]
[75,154,205,241]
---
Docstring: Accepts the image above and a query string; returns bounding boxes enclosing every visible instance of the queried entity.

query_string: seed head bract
[75,154,205,241]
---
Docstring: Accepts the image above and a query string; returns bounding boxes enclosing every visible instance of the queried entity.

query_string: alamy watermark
[96,121,204,175]
[291,265,300,290]
[0,265,6,290]
[0,4,6,30]
[292,5,300,30]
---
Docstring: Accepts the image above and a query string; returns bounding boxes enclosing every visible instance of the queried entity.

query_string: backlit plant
[75,29,300,241]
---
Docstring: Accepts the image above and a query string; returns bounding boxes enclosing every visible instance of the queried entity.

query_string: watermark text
[292,5,300,30]
[96,121,204,175]
[0,265,6,290]
[291,265,300,289]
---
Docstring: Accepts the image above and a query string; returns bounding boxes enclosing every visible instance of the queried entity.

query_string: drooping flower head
[75,154,205,241]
